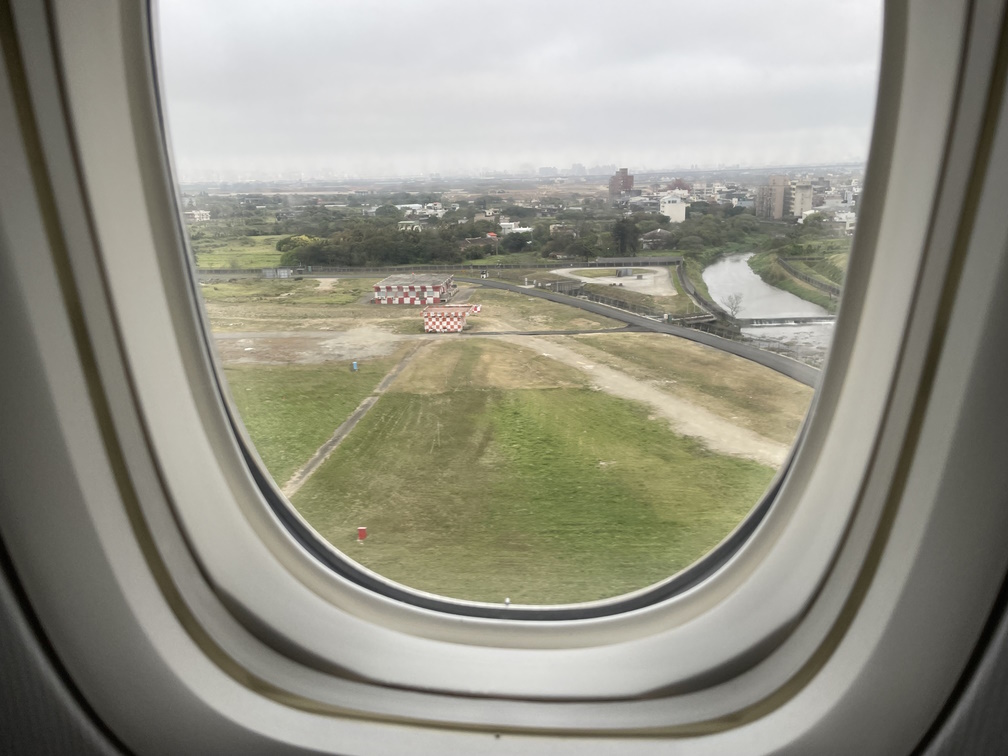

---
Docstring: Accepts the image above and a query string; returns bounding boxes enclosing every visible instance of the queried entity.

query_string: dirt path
[280,342,428,497]
[491,333,790,468]
[314,277,338,291]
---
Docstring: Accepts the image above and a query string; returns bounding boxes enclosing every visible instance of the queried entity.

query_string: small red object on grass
[357,526,367,543]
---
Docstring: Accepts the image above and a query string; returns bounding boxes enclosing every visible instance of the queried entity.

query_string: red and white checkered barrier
[422,304,480,333]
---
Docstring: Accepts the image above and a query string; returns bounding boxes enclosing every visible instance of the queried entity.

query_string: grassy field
[569,333,812,446]
[223,358,403,484]
[391,338,590,393]
[200,277,367,306]
[191,234,285,269]
[201,277,416,332]
[290,338,776,604]
[794,253,848,286]
[207,273,804,604]
[464,288,622,332]
[200,278,624,334]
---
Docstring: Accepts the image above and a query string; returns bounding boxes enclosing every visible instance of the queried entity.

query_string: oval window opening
[155,1,881,606]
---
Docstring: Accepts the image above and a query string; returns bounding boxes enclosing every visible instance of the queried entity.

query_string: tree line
[184,189,835,270]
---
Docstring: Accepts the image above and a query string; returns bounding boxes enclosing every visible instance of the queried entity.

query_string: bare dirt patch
[214,326,413,365]
[570,333,813,446]
[554,266,678,296]
[490,332,790,468]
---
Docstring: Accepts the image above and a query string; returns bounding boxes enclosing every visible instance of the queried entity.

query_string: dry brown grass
[569,333,813,446]
[390,338,589,394]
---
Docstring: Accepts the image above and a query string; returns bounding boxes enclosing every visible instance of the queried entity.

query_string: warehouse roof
[374,273,453,288]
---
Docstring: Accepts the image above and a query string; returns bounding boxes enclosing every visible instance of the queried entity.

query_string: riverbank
[702,252,834,368]
[747,252,839,314]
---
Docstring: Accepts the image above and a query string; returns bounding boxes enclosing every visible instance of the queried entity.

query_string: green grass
[292,385,774,604]
[748,253,839,313]
[223,360,398,484]
[191,234,285,269]
[799,253,848,286]
[572,333,812,446]
[787,259,840,288]
[683,257,714,304]
[467,250,545,266]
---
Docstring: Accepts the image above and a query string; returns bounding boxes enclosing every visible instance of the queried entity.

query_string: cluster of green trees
[758,212,837,255]
[184,188,827,270]
[276,226,489,268]
[268,205,772,268]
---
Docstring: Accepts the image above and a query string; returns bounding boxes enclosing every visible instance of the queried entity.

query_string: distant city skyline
[157,1,882,182]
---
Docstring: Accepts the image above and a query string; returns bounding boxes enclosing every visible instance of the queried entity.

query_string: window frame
[2,0,1008,751]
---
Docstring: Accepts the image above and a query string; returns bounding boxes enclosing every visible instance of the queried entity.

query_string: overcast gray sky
[156,1,882,180]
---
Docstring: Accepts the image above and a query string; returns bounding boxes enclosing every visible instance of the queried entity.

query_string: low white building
[499,221,533,235]
[373,273,455,305]
[834,211,857,234]
[659,195,689,223]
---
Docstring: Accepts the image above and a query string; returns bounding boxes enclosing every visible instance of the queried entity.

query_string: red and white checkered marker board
[422,304,480,332]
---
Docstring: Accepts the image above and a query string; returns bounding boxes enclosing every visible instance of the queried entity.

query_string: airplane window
[155,1,881,606]
[8,0,1008,751]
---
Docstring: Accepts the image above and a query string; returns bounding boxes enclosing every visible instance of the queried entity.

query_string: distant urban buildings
[755,175,813,220]
[789,181,814,219]
[608,168,634,200]
[499,220,533,235]
[659,195,688,223]
[755,175,789,219]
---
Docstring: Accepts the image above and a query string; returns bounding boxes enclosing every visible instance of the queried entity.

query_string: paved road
[457,278,820,388]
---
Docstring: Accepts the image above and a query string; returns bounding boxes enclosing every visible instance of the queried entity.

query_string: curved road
[457,277,820,388]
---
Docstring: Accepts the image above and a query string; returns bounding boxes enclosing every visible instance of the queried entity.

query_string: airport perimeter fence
[674,262,728,319]
[196,257,684,278]
[581,292,665,319]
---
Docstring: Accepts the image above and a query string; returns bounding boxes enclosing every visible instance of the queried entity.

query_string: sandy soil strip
[491,333,790,468]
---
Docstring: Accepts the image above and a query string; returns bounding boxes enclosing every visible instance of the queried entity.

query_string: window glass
[157,1,881,605]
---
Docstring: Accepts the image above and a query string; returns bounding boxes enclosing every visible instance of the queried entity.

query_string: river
[702,252,835,368]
